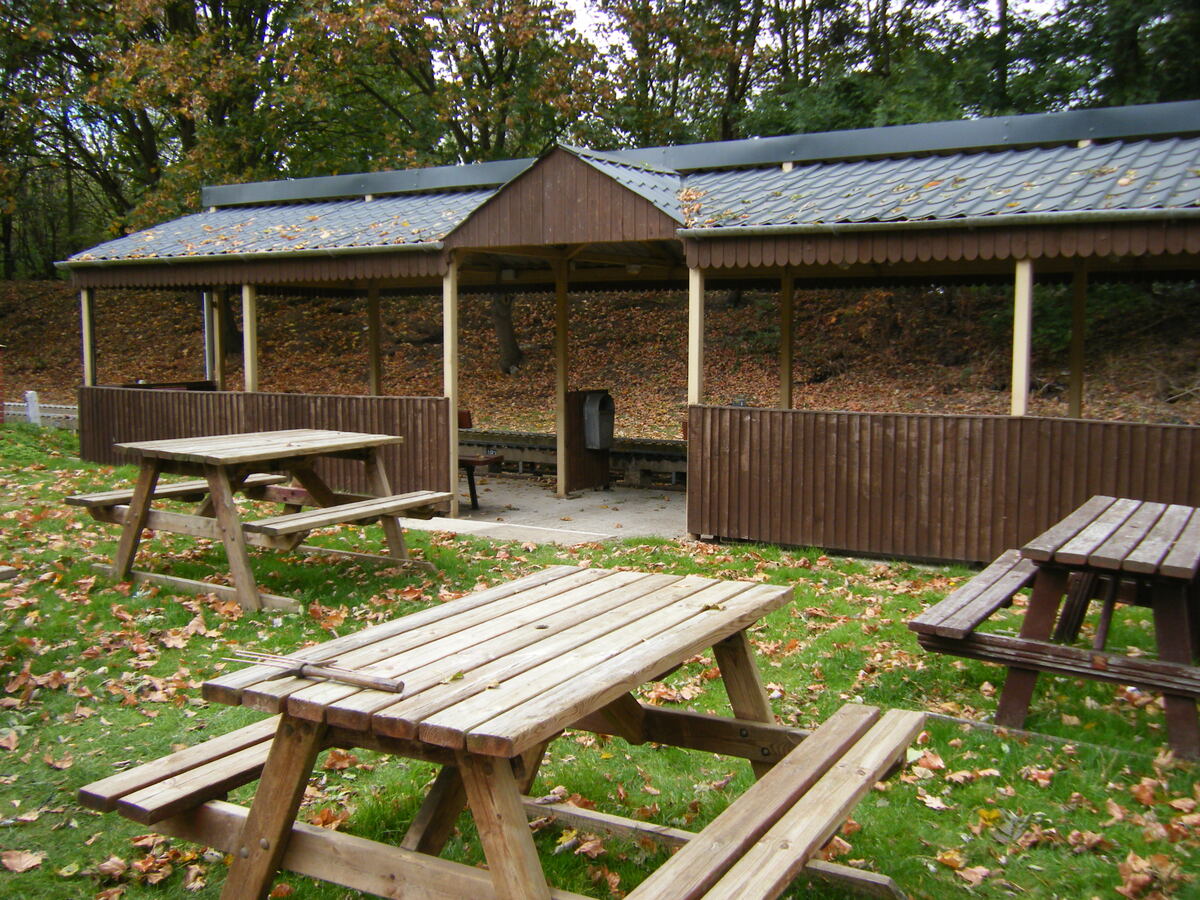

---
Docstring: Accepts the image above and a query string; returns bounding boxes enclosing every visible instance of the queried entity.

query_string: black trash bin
[583,390,614,450]
[564,390,613,491]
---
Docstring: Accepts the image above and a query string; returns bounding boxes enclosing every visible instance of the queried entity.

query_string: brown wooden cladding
[685,221,1200,270]
[78,387,450,496]
[687,406,1200,563]
[446,149,679,250]
[69,249,443,289]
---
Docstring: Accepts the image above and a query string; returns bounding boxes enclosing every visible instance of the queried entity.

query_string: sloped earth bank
[3,280,1198,438]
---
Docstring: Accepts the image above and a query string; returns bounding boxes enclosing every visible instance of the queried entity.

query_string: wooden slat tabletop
[1020,495,1200,579]
[116,429,403,465]
[204,567,792,758]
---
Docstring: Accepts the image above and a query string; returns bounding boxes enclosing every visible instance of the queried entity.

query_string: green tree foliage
[282,0,609,168]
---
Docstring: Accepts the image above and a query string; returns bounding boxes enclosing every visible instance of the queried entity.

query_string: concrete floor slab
[400,474,686,545]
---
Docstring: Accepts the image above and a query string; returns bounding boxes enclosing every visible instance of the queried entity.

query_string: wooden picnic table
[82,566,923,900]
[911,495,1200,757]
[67,429,450,612]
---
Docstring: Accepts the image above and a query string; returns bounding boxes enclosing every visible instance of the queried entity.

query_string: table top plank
[411,578,760,750]
[203,566,583,705]
[233,569,619,714]
[276,570,661,720]
[313,573,693,730]
[341,575,731,737]
[1124,504,1196,574]
[1089,501,1167,570]
[462,582,791,757]
[1054,497,1141,566]
[117,429,403,466]
[1020,495,1115,561]
[1160,508,1200,580]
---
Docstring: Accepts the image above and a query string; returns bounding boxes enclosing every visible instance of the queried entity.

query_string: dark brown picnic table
[81,566,924,900]
[911,495,1200,757]
[67,429,450,612]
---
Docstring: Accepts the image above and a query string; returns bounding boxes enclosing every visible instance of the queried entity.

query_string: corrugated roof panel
[68,190,495,262]
[684,138,1200,228]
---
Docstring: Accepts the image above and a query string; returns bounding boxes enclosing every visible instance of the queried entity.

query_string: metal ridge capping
[200,157,536,208]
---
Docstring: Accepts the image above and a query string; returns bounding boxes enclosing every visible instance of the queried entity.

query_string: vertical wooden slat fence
[688,406,1200,564]
[79,387,449,495]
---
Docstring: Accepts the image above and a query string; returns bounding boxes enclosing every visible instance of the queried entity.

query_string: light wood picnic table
[181,566,921,900]
[70,429,449,612]
[913,495,1200,758]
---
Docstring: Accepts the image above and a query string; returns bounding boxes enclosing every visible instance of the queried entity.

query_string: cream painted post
[687,267,705,406]
[1010,259,1034,416]
[211,287,227,390]
[1068,268,1087,418]
[554,260,570,498]
[80,288,97,386]
[443,257,460,517]
[367,285,383,395]
[241,284,258,392]
[201,290,216,381]
[779,273,794,408]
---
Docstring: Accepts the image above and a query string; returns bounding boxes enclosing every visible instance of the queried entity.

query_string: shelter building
[59,101,1200,562]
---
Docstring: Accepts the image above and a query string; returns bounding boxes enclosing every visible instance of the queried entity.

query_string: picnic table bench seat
[628,704,924,900]
[66,473,289,509]
[243,489,452,536]
[79,716,281,824]
[908,549,1037,640]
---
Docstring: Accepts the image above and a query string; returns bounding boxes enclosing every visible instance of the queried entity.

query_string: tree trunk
[489,293,524,373]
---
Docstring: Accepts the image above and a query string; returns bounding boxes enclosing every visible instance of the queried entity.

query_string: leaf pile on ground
[4,280,1199,437]
[0,423,1196,898]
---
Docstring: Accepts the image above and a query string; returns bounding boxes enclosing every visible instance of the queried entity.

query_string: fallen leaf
[2,849,45,872]
[956,865,990,887]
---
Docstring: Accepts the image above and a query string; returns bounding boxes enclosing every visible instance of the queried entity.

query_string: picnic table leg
[363,448,410,562]
[220,716,326,900]
[204,465,264,612]
[458,751,552,900]
[1152,581,1200,760]
[112,459,161,578]
[995,566,1070,728]
[713,630,775,778]
[404,740,549,855]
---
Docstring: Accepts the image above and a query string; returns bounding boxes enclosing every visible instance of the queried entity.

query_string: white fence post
[24,391,40,426]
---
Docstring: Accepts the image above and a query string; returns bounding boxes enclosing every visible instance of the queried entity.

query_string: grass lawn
[0,422,1195,899]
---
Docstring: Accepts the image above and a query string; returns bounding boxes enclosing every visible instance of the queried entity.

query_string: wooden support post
[242,284,259,392]
[201,290,216,381]
[80,288,97,386]
[713,631,775,778]
[1010,259,1033,416]
[443,257,460,517]
[995,566,1068,728]
[204,464,264,611]
[458,752,552,900]
[1068,268,1087,418]
[220,716,326,899]
[554,260,569,499]
[688,267,705,406]
[111,460,161,578]
[212,287,227,390]
[778,273,794,409]
[1152,581,1200,759]
[367,285,383,396]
